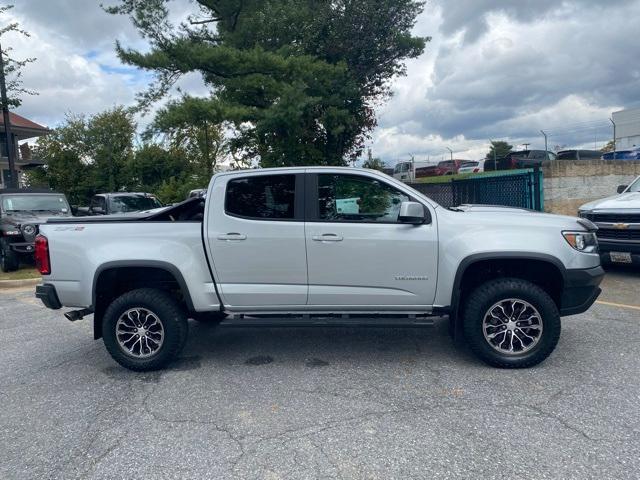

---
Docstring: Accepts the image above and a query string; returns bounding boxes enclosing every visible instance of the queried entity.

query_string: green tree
[106,0,429,167]
[486,141,513,160]
[362,148,386,171]
[24,108,137,204]
[86,106,136,192]
[601,140,615,153]
[125,143,188,192]
[0,4,37,108]
[153,96,227,182]
[24,115,92,204]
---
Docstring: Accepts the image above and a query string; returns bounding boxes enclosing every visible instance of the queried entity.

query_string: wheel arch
[449,252,566,341]
[91,261,195,340]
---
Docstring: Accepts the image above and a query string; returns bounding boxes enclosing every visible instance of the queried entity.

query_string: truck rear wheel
[0,239,19,273]
[462,278,560,368]
[102,288,188,371]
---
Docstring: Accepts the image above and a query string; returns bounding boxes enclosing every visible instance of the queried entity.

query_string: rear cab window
[225,174,297,220]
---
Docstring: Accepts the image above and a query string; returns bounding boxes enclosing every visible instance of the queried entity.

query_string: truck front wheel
[463,278,560,368]
[102,288,188,371]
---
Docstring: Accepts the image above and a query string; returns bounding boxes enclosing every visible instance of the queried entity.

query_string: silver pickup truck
[579,175,640,265]
[35,167,604,371]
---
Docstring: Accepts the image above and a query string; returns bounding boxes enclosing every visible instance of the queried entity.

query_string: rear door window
[225,175,296,220]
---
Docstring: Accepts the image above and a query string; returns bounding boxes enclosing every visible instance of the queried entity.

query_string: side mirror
[399,201,426,224]
[617,185,628,194]
[91,206,105,215]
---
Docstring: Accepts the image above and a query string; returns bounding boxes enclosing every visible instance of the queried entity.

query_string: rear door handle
[217,233,247,241]
[312,234,343,242]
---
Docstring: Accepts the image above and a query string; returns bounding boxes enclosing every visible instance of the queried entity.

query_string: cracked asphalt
[1,276,639,479]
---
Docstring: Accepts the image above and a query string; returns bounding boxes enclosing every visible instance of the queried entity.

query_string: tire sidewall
[464,279,560,368]
[102,289,187,371]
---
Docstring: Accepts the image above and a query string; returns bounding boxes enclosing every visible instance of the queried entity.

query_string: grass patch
[0,266,40,281]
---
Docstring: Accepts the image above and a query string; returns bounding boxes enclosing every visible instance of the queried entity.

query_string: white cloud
[369,0,639,164]
[6,0,639,162]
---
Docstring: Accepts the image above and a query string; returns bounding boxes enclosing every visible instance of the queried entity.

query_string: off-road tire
[463,278,560,368]
[102,288,188,371]
[0,239,19,273]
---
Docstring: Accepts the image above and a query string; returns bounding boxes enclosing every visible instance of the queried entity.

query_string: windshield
[1,194,70,214]
[109,195,162,213]
[627,177,640,193]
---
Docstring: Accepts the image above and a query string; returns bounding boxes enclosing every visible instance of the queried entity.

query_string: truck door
[206,172,307,307]
[305,172,438,308]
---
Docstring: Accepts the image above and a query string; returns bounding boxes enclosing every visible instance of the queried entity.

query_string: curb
[0,277,41,290]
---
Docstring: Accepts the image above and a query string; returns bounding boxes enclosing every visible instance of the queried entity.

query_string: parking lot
[0,268,638,480]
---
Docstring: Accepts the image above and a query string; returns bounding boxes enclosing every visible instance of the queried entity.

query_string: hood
[448,204,588,230]
[579,192,640,212]
[456,204,532,214]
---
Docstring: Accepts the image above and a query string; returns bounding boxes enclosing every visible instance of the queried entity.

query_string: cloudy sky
[7,0,640,163]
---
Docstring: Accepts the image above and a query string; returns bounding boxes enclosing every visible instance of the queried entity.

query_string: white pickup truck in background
[35,167,604,371]
[579,175,640,266]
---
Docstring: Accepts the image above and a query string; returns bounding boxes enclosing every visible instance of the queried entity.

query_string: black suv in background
[0,189,72,272]
[77,192,163,216]
[556,150,602,161]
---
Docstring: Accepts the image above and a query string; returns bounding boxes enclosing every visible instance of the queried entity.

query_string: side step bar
[219,314,437,328]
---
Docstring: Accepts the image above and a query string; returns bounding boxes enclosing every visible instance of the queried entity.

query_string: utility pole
[0,42,17,188]
[522,143,530,151]
[446,147,453,161]
[610,118,616,158]
[540,130,548,157]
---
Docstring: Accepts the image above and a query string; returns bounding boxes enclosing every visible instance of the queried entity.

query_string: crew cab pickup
[579,175,640,265]
[35,167,604,371]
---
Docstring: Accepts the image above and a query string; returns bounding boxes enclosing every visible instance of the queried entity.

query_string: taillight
[35,235,51,275]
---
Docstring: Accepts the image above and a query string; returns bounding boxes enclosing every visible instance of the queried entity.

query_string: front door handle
[312,234,343,242]
[217,233,247,241]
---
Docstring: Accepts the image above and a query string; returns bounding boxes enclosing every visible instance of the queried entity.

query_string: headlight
[563,231,598,253]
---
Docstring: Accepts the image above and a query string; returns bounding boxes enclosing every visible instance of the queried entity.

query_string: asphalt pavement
[0,274,638,480]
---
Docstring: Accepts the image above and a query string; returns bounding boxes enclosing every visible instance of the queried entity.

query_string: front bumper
[9,241,36,254]
[597,239,640,265]
[559,266,605,316]
[36,284,62,310]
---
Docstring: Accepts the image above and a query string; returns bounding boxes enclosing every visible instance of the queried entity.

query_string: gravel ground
[0,280,638,480]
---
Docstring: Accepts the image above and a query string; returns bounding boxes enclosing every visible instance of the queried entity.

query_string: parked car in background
[557,150,602,161]
[392,160,434,182]
[579,175,640,265]
[509,150,557,169]
[187,189,207,199]
[601,148,640,160]
[485,150,557,171]
[557,150,602,160]
[457,160,485,174]
[78,193,163,216]
[436,159,468,175]
[0,189,72,272]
